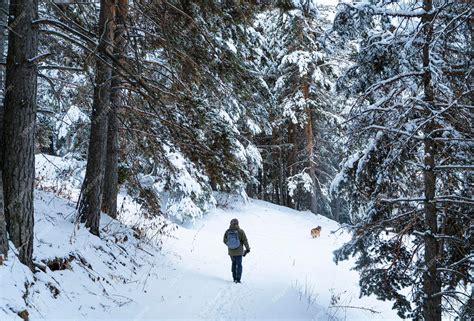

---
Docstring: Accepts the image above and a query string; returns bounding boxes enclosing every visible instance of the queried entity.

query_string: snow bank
[0,190,165,320]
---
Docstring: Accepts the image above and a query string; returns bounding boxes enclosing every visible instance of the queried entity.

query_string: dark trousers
[230,255,243,281]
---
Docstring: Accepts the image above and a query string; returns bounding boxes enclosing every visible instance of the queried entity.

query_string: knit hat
[230,218,239,226]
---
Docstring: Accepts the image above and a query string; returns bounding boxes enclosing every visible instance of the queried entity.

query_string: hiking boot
[235,280,241,283]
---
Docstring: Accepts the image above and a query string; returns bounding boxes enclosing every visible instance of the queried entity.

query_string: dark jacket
[223,224,250,256]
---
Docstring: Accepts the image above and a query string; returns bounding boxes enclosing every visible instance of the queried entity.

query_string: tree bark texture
[2,0,38,267]
[0,165,6,258]
[0,103,6,257]
[103,0,128,219]
[0,0,9,258]
[286,122,296,208]
[421,1,442,320]
[0,0,8,84]
[271,126,279,205]
[78,0,115,236]
[330,197,340,223]
[302,80,318,214]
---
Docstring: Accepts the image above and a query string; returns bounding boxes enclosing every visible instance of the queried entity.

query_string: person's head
[230,218,239,227]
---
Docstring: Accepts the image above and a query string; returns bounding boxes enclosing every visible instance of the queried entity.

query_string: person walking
[223,218,250,283]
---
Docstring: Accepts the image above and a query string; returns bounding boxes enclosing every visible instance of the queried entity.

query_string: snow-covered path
[129,198,400,320]
[1,192,401,320]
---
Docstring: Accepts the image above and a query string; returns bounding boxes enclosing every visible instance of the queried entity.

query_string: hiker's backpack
[226,230,240,250]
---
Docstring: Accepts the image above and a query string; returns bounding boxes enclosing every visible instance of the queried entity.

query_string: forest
[0,0,472,320]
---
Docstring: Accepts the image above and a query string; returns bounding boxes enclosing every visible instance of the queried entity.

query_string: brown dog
[311,226,321,238]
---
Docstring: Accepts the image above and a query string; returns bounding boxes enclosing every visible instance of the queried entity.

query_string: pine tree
[103,0,128,219]
[255,4,341,217]
[32,0,269,223]
[77,0,116,236]
[36,3,97,157]
[332,1,472,318]
[0,0,8,258]
[0,103,6,258]
[111,0,269,221]
[2,0,39,267]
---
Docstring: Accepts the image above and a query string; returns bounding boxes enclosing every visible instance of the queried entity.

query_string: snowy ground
[1,187,401,320]
[156,197,401,321]
[0,154,402,320]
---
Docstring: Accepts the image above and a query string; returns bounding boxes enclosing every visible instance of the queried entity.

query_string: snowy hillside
[1,189,400,320]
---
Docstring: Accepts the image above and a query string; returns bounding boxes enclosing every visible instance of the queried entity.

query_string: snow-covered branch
[380,197,425,203]
[39,65,84,72]
[432,290,471,299]
[364,72,424,95]
[434,165,474,171]
[433,234,465,244]
[447,255,474,269]
[338,2,430,18]
[362,125,424,140]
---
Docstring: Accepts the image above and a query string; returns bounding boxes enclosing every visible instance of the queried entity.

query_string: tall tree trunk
[0,0,9,259]
[421,1,441,320]
[274,182,279,204]
[278,147,286,206]
[302,80,318,214]
[103,0,127,219]
[2,0,38,267]
[330,197,340,223]
[423,132,441,321]
[271,127,279,204]
[0,108,7,258]
[287,122,296,208]
[78,0,115,236]
[0,184,6,259]
[0,0,7,84]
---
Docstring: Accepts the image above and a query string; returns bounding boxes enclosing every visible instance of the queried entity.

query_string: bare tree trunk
[0,108,7,258]
[78,0,115,236]
[278,147,286,206]
[421,1,441,320]
[102,86,119,218]
[103,0,127,219]
[0,183,6,258]
[330,197,340,223]
[0,0,9,259]
[271,127,279,204]
[423,132,441,321]
[302,80,318,214]
[287,122,296,208]
[2,0,38,267]
[0,0,7,84]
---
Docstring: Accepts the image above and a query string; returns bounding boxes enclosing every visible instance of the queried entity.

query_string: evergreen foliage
[0,0,470,317]
[253,5,345,219]
[331,1,472,319]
